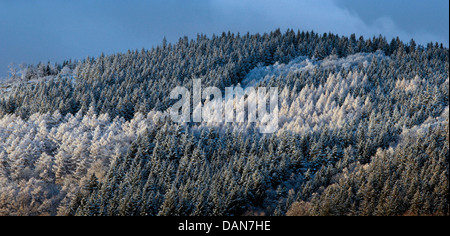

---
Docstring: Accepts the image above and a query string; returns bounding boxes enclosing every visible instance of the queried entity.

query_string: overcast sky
[0,0,448,77]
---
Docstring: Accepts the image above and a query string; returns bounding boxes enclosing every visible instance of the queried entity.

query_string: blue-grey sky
[0,0,448,77]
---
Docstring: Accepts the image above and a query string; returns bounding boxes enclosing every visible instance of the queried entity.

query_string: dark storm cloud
[335,0,449,45]
[0,0,448,77]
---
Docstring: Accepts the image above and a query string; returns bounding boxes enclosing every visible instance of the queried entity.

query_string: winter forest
[0,29,448,216]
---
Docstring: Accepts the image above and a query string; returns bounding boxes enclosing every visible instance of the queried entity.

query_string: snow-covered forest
[0,30,448,216]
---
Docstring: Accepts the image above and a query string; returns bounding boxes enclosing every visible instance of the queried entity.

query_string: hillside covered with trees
[0,29,448,216]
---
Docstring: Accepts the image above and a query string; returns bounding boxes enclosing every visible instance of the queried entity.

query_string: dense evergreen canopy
[0,29,448,216]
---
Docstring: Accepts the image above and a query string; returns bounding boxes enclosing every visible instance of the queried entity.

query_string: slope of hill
[0,30,448,216]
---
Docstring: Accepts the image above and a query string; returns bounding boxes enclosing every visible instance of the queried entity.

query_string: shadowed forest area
[0,30,448,216]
